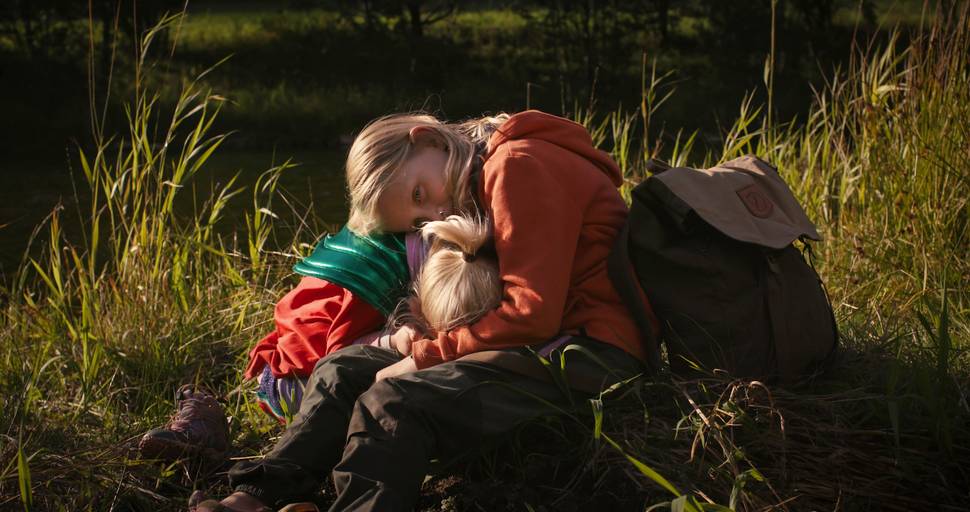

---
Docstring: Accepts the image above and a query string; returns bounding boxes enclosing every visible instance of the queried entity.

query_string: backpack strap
[606,221,662,373]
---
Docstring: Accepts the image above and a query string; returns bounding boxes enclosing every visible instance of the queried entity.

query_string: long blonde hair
[345,112,509,235]
[414,214,501,334]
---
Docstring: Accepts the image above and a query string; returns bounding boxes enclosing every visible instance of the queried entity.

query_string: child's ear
[408,126,446,149]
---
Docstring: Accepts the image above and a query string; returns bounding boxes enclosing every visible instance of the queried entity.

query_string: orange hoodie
[411,111,656,369]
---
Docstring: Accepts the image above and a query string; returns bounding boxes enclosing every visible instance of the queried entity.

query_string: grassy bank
[1,4,968,512]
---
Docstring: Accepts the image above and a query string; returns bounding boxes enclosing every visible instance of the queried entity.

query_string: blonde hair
[345,113,510,236]
[414,214,501,333]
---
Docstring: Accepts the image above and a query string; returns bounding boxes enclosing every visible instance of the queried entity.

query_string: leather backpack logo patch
[737,184,774,218]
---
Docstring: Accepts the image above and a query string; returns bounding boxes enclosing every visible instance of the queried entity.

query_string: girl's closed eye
[412,186,423,204]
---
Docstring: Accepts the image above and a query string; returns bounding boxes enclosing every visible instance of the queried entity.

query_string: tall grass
[599,5,968,345]
[0,13,304,510]
[0,4,967,511]
[579,3,968,509]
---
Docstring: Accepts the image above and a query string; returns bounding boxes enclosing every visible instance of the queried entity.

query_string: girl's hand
[375,356,418,382]
[390,323,419,356]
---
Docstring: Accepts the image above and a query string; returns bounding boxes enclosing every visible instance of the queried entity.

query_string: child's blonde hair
[414,214,501,334]
[345,113,509,235]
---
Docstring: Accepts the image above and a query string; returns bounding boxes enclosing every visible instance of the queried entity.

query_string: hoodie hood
[484,110,623,187]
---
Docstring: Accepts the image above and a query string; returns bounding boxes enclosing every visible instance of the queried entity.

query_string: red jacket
[411,111,657,369]
[244,276,384,379]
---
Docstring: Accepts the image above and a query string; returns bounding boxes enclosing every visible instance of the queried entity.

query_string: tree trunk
[18,0,36,57]
[407,1,424,39]
[583,0,598,96]
[658,0,669,45]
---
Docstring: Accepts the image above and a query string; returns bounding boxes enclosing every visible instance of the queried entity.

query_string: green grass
[1,3,968,511]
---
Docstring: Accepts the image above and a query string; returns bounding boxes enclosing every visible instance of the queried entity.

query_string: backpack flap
[653,155,821,249]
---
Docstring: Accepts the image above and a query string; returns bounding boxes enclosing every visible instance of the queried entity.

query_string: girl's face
[376,145,454,232]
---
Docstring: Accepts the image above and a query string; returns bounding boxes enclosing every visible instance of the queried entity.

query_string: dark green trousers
[229,339,643,511]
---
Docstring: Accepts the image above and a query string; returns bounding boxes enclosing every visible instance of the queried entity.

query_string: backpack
[608,155,838,384]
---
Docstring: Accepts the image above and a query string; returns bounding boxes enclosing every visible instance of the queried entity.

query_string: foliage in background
[1,0,918,155]
[0,2,967,511]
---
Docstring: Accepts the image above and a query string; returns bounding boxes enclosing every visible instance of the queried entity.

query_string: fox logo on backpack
[608,155,839,384]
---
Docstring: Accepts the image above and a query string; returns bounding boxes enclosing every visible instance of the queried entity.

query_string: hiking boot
[139,384,230,463]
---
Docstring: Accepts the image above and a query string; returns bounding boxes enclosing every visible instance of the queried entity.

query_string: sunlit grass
[0,15,307,509]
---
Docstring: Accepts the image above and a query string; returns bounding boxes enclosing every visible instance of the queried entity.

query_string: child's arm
[244,276,385,379]
[353,323,417,351]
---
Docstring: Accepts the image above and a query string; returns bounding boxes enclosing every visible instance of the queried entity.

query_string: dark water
[0,148,348,278]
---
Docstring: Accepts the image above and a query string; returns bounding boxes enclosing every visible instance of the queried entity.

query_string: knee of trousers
[309,344,389,383]
[308,351,354,390]
[304,346,386,402]
[346,379,418,440]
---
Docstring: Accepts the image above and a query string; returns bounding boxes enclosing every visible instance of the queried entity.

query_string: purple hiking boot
[138,384,230,463]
